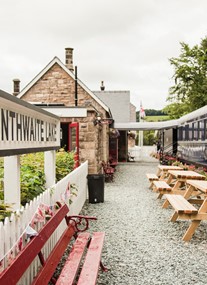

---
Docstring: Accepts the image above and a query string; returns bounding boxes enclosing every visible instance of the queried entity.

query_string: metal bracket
[66,215,97,232]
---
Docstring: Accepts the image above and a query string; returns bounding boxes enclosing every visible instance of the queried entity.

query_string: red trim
[69,122,79,167]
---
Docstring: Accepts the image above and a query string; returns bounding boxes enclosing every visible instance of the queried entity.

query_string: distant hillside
[144,115,170,122]
[136,109,168,122]
[144,109,167,116]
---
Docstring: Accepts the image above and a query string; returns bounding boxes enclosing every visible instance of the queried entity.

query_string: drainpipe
[75,66,78,106]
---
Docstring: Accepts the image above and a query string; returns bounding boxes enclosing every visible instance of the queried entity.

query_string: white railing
[0,161,88,284]
[129,146,157,161]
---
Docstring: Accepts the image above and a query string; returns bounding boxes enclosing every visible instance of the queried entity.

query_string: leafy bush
[56,150,74,181]
[0,151,74,208]
[20,153,46,206]
[0,204,12,222]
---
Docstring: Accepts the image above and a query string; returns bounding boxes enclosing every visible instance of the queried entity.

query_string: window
[188,122,193,140]
[199,120,205,140]
[178,126,183,141]
[185,125,189,140]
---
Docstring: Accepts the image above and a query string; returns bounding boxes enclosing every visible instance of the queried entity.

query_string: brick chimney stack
[13,79,20,96]
[65,47,74,72]
[100,81,105,91]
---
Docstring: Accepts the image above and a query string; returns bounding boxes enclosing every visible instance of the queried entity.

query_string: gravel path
[81,160,207,285]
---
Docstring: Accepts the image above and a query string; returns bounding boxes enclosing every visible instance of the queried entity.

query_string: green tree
[136,130,155,146]
[143,130,155,145]
[164,37,207,118]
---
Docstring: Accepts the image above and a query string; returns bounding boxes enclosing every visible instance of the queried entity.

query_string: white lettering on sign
[0,108,57,142]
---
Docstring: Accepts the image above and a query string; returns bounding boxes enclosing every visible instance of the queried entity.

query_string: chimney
[100,81,105,91]
[65,47,74,72]
[13,79,20,96]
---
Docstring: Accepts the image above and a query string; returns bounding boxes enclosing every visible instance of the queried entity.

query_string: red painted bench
[0,203,107,285]
[102,161,115,182]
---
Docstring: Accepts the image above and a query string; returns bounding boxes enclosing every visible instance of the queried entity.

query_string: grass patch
[144,115,170,122]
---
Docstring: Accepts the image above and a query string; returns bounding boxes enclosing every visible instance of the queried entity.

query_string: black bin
[87,174,105,203]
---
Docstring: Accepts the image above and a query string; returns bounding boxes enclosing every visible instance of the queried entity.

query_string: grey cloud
[1,0,207,109]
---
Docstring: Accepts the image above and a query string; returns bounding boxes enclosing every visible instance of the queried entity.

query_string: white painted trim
[114,120,179,130]
[4,156,20,210]
[44,150,56,188]
[41,107,87,117]
[115,105,207,130]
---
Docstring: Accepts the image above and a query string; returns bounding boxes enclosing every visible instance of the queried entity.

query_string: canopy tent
[114,119,179,131]
[114,105,207,131]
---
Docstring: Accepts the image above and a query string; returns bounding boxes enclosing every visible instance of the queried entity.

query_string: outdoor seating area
[146,163,207,241]
[81,160,207,284]
[2,154,207,284]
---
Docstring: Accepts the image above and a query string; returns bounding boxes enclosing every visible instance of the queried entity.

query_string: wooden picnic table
[185,180,207,196]
[165,179,207,241]
[162,170,206,208]
[166,170,205,191]
[156,165,183,179]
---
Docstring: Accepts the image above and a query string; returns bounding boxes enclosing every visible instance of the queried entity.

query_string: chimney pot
[13,79,20,96]
[65,47,74,72]
[100,80,105,91]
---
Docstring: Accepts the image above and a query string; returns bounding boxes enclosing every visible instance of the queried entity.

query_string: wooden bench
[165,194,198,215]
[152,180,172,198]
[109,156,118,169]
[164,194,204,241]
[0,203,107,285]
[163,180,207,241]
[102,161,115,182]
[146,173,159,189]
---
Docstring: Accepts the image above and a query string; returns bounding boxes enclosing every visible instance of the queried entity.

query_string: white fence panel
[129,146,157,162]
[0,161,88,284]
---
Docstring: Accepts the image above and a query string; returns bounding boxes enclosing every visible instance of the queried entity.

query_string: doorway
[60,122,79,154]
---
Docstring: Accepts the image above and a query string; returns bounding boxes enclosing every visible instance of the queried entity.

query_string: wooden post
[4,155,20,210]
[44,150,56,188]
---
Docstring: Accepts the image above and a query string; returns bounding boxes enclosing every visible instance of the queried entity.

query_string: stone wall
[20,63,109,174]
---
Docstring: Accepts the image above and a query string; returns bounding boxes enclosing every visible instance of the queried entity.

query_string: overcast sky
[0,0,207,110]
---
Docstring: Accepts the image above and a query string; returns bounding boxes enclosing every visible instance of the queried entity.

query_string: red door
[69,122,79,168]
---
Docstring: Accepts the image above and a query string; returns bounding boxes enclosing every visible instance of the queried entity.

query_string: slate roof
[93,90,131,123]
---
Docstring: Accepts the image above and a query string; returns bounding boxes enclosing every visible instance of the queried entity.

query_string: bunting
[0,181,77,273]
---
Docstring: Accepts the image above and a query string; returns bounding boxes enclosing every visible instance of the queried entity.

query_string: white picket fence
[0,161,88,284]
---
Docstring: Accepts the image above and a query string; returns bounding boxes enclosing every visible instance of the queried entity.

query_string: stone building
[15,48,113,174]
[94,87,137,162]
